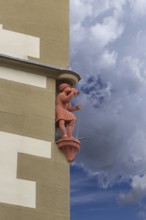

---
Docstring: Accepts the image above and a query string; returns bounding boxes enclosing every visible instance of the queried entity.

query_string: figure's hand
[72,88,80,96]
[76,105,81,110]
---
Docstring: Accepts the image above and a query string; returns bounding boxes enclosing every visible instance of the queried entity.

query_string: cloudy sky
[70,0,146,219]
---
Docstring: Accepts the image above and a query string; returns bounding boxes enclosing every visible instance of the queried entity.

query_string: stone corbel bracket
[56,137,80,162]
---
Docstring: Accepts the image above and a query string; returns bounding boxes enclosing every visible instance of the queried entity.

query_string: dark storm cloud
[80,75,111,107]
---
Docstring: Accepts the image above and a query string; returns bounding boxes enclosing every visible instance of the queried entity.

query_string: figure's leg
[58,119,67,138]
[67,120,75,137]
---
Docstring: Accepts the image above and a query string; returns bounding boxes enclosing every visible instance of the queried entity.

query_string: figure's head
[58,83,80,95]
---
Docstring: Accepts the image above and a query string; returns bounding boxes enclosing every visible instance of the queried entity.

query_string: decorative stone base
[56,137,80,162]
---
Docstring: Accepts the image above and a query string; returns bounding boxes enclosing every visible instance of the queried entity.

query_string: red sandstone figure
[56,83,80,138]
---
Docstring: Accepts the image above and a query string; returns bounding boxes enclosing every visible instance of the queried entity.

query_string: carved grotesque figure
[56,83,80,138]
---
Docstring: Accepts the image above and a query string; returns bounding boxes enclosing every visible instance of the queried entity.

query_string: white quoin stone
[0,66,47,88]
[0,24,40,59]
[0,131,51,208]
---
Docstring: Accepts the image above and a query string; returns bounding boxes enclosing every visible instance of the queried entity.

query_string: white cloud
[71,23,86,43]
[71,190,115,205]
[70,0,92,26]
[138,211,146,219]
[91,16,124,47]
[70,0,125,54]
[119,175,146,204]
[98,49,117,68]
[122,56,145,82]
[129,0,146,16]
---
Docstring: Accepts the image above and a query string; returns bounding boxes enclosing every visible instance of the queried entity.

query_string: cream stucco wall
[0,1,72,219]
[0,69,70,220]
[0,0,69,67]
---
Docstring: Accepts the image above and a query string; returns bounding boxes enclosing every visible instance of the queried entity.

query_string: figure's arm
[60,88,80,104]
[67,104,81,112]
[60,91,74,103]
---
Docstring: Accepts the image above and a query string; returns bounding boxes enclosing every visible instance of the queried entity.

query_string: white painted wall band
[0,66,47,88]
[0,24,40,59]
